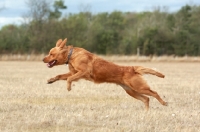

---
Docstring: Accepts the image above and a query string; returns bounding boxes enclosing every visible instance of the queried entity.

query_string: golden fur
[43,38,167,110]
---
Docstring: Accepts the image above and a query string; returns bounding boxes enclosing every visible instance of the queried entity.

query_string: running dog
[43,38,167,110]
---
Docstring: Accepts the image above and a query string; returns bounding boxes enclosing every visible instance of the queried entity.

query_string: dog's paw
[67,87,71,91]
[47,78,55,84]
[163,102,168,106]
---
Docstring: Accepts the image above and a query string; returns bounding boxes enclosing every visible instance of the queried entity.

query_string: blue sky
[0,0,200,28]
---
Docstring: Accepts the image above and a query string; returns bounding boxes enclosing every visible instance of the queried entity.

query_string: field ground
[0,61,200,132]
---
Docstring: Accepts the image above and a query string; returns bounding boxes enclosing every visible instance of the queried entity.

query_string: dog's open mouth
[47,60,57,68]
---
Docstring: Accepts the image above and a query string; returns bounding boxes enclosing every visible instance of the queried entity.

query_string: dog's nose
[43,58,45,62]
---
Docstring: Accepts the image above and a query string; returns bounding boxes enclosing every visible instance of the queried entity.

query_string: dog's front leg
[66,71,86,91]
[47,73,72,84]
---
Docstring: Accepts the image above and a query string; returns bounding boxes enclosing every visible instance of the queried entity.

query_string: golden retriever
[43,38,167,110]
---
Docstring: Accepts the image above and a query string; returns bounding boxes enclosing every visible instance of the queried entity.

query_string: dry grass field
[0,60,200,132]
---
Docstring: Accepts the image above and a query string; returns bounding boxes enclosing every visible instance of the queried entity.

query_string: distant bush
[0,2,200,56]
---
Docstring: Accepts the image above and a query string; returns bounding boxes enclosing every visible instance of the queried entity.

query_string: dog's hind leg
[124,75,167,107]
[120,84,150,110]
[137,88,167,106]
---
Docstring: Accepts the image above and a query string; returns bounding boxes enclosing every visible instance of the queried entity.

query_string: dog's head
[43,38,69,68]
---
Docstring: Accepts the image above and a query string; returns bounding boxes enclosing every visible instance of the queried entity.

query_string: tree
[92,11,126,54]
[25,0,50,23]
[49,0,67,19]
[0,25,29,54]
[24,0,67,53]
[1,3,200,56]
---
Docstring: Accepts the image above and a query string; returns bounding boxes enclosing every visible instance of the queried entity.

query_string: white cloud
[0,17,23,28]
[1,0,26,11]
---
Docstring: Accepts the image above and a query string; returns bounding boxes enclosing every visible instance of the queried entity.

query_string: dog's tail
[134,66,165,78]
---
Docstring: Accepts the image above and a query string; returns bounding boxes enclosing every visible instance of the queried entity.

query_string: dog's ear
[56,39,63,47]
[59,38,67,48]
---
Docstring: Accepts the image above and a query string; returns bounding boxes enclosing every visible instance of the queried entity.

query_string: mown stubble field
[0,61,200,132]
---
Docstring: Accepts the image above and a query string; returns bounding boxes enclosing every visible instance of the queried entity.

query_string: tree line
[0,0,200,56]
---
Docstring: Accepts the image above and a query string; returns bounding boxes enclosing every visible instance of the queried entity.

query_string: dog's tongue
[47,63,51,67]
[47,60,56,68]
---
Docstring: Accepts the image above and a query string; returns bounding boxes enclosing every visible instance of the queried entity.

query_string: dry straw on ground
[0,60,200,131]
